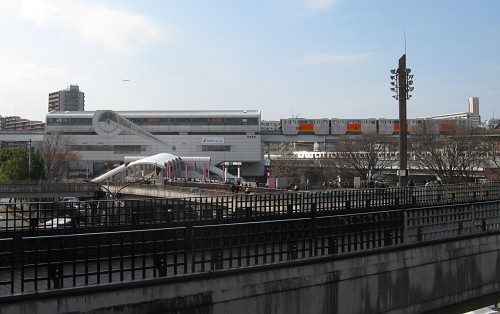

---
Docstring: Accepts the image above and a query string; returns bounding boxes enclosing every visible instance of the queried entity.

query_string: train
[278,117,471,136]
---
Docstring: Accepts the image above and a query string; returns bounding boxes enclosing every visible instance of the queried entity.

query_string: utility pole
[28,139,32,180]
[390,54,414,187]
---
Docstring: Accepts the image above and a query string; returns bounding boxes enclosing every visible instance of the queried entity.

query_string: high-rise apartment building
[468,97,479,115]
[48,85,85,112]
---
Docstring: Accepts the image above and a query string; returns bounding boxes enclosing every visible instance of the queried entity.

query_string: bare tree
[326,135,397,184]
[42,132,75,180]
[269,142,300,187]
[472,128,500,180]
[411,123,487,183]
[482,130,500,168]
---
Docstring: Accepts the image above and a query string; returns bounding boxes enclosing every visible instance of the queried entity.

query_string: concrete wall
[3,232,500,314]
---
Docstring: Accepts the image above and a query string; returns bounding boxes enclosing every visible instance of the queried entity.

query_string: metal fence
[1,199,499,296]
[1,182,500,235]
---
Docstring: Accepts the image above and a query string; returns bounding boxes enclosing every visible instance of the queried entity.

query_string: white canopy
[127,153,182,169]
[92,153,183,183]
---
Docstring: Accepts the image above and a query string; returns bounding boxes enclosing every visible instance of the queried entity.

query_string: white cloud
[0,52,67,119]
[305,0,339,12]
[299,53,374,65]
[15,0,165,52]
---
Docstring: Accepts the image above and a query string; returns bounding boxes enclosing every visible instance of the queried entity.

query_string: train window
[225,118,242,125]
[47,118,61,125]
[210,118,223,125]
[146,118,159,125]
[192,118,209,125]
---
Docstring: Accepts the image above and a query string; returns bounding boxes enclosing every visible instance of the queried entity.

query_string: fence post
[212,250,223,270]
[311,203,316,218]
[131,211,138,227]
[48,263,63,289]
[470,203,476,232]
[189,227,196,273]
[328,238,338,254]
[154,255,167,277]
[384,231,393,246]
[287,242,298,260]
[166,209,173,224]
[29,218,38,232]
[216,205,223,222]
[402,210,408,244]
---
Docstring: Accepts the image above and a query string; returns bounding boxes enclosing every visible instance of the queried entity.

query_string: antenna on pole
[404,29,407,55]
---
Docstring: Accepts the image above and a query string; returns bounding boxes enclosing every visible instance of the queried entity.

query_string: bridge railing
[1,199,499,296]
[405,200,500,242]
[1,181,499,235]
[0,182,99,197]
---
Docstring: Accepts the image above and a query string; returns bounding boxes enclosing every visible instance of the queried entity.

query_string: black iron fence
[1,182,499,235]
[1,199,500,296]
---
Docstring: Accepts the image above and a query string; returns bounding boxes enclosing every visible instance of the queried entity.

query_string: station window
[114,145,144,154]
[201,145,231,151]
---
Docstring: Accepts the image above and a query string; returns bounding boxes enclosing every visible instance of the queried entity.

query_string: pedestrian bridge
[0,182,500,313]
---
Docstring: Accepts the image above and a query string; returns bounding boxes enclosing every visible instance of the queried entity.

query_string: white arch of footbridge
[91,153,239,183]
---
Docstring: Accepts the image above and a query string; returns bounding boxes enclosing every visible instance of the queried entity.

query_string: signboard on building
[202,137,224,144]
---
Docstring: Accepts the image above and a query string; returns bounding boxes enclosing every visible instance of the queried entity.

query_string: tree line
[0,133,72,182]
[271,124,500,187]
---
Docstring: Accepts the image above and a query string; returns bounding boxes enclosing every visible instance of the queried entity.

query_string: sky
[0,0,499,122]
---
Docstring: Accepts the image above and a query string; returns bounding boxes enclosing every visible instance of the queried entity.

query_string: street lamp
[83,179,147,200]
[390,54,414,187]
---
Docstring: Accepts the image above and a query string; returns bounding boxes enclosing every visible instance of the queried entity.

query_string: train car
[393,120,409,134]
[408,119,437,134]
[361,119,378,134]
[378,118,397,135]
[438,119,471,134]
[408,118,471,135]
[280,118,330,135]
[330,119,361,134]
[330,119,347,135]
[330,118,377,135]
[346,120,362,134]
[280,117,473,136]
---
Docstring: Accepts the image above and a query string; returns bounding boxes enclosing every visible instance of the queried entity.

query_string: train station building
[45,110,264,181]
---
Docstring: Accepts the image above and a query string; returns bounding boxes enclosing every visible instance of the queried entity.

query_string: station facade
[45,110,264,180]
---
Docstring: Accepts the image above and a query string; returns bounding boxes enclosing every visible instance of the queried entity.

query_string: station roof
[127,153,182,169]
